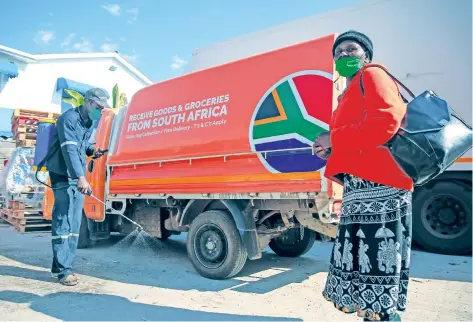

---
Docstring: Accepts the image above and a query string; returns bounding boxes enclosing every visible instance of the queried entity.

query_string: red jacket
[325,63,414,191]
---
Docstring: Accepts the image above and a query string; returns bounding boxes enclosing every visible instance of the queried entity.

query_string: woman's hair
[332,30,373,61]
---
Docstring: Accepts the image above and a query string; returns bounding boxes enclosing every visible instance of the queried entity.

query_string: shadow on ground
[0,223,471,296]
[0,290,300,321]
[0,224,328,294]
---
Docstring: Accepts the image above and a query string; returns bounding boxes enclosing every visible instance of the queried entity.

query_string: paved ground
[0,222,471,321]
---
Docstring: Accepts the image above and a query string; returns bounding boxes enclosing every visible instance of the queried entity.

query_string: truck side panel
[108,34,342,195]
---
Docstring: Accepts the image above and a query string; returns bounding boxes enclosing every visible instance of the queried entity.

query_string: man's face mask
[88,102,102,121]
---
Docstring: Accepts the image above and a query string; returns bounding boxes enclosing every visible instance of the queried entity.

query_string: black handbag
[359,64,473,186]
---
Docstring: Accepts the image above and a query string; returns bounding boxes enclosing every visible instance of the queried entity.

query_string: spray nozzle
[85,188,145,232]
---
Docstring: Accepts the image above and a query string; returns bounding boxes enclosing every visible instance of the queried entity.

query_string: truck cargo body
[188,0,473,255]
[43,34,344,279]
[107,36,338,196]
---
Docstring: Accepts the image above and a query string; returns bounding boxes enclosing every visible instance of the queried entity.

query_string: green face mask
[335,56,365,77]
[89,108,102,121]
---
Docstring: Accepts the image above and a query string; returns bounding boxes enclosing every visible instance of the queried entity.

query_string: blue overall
[46,107,94,280]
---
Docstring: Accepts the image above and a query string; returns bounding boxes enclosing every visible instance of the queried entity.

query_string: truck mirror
[88,159,94,173]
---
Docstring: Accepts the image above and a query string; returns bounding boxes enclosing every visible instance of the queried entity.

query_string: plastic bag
[0,147,48,196]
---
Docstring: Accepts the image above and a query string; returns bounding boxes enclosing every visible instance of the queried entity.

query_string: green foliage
[62,89,84,108]
[112,84,119,109]
[111,84,128,112]
[120,93,127,107]
[61,85,127,111]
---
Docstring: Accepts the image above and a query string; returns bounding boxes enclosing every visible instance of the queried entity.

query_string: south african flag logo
[249,70,333,173]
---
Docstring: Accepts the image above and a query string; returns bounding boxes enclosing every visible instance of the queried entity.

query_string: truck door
[83,108,115,221]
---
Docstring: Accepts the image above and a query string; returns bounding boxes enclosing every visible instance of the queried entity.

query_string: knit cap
[332,30,373,60]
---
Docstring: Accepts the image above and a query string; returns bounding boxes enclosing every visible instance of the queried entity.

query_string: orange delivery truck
[43,33,343,280]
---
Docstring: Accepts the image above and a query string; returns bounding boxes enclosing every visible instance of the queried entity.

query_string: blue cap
[85,88,110,108]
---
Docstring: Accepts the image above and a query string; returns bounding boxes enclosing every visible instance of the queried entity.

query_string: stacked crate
[0,108,59,233]
[11,108,60,148]
[0,193,50,233]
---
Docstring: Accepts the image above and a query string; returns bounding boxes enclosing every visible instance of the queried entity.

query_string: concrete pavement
[0,223,471,321]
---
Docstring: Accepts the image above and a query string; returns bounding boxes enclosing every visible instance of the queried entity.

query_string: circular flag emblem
[249,70,333,173]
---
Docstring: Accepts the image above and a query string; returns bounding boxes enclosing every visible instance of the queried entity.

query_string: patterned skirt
[322,174,412,321]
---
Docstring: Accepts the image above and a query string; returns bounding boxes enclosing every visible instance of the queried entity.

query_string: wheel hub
[194,224,228,269]
[422,194,469,239]
[438,208,456,225]
[205,239,216,251]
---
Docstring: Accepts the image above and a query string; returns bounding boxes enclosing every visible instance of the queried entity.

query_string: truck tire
[78,212,92,249]
[413,181,472,255]
[269,226,316,257]
[187,210,247,280]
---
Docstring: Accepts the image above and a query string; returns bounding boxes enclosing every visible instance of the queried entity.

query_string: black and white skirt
[322,174,412,321]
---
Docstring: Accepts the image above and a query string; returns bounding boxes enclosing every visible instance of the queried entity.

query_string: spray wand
[86,149,142,230]
[35,150,143,231]
[85,150,143,230]
[85,189,143,231]
[35,146,143,231]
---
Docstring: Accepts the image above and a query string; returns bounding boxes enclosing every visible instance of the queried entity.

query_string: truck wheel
[413,181,472,255]
[78,211,92,249]
[187,210,247,280]
[269,226,316,257]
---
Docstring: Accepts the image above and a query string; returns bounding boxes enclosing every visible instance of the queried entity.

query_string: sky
[0,0,364,134]
[0,0,364,82]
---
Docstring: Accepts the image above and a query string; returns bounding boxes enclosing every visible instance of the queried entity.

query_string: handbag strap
[359,64,416,101]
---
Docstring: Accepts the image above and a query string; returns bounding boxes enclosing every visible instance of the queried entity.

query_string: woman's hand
[313,131,332,160]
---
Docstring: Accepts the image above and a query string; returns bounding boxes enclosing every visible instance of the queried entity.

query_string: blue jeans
[50,173,84,280]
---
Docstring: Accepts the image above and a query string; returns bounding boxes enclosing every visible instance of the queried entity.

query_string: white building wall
[0,56,149,114]
[187,0,472,123]
[186,0,472,171]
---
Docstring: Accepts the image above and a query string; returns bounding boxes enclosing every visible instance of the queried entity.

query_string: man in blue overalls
[46,88,109,286]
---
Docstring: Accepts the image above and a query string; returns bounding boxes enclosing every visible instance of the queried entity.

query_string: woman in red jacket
[314,30,413,321]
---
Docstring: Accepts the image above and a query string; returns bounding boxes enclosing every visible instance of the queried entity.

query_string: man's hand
[313,131,332,160]
[77,176,91,195]
[92,148,107,159]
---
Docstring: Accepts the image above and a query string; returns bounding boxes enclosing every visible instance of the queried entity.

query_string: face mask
[89,108,101,121]
[335,56,366,77]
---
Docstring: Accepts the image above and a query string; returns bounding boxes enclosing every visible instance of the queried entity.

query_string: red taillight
[3,160,7,167]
